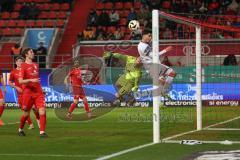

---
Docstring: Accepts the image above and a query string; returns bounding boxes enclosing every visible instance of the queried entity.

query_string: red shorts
[0,89,3,100]
[72,86,86,99]
[22,93,45,111]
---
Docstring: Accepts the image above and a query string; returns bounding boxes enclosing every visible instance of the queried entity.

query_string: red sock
[0,106,4,117]
[69,103,77,113]
[40,114,46,133]
[19,115,29,129]
[33,110,40,120]
[83,100,90,113]
[27,116,33,125]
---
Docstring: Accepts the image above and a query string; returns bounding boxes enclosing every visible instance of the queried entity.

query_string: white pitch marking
[204,115,240,129]
[96,143,155,160]
[0,153,103,158]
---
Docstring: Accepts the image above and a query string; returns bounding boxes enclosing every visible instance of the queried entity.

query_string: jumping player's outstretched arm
[158,46,173,56]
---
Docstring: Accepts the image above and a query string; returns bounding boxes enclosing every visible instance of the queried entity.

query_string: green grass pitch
[0,107,240,160]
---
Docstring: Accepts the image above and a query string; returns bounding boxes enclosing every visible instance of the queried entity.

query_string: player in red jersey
[0,69,6,126]
[8,56,40,129]
[18,48,47,137]
[64,59,92,119]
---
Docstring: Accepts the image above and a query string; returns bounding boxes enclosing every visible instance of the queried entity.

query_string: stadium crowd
[78,0,240,41]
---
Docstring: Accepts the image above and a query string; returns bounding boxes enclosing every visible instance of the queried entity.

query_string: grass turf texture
[0,107,240,160]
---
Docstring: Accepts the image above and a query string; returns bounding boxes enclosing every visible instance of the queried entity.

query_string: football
[128,20,140,31]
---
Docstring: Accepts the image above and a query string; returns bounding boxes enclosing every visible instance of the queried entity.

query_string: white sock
[40,131,45,134]
[19,128,23,132]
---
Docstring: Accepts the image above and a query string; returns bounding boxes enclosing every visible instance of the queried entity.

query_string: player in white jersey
[137,28,176,95]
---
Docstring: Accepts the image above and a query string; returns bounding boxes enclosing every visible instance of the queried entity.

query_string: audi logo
[183,45,211,56]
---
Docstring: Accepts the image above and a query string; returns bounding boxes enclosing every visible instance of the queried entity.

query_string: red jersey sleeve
[9,71,14,82]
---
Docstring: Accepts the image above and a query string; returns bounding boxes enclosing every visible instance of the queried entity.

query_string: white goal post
[152,10,202,143]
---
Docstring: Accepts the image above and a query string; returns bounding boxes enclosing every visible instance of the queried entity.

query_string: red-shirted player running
[8,56,40,129]
[18,48,47,137]
[64,59,92,119]
[0,70,6,126]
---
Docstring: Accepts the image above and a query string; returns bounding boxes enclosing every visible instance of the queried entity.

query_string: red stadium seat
[0,21,6,28]
[124,2,133,9]
[17,20,27,28]
[42,3,50,11]
[56,20,65,28]
[96,10,101,15]
[61,3,70,11]
[52,3,60,11]
[36,20,44,27]
[13,28,22,36]
[96,3,104,10]
[134,2,142,9]
[2,28,12,36]
[45,21,55,27]
[7,20,17,28]
[49,11,57,19]
[38,11,48,19]
[162,0,171,9]
[122,10,130,17]
[26,20,35,28]
[36,4,44,10]
[11,12,20,19]
[58,11,67,19]
[104,2,113,10]
[14,4,22,11]
[119,18,127,26]
[1,12,10,19]
[115,2,123,10]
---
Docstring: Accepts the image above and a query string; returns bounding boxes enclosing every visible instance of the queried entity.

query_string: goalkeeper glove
[131,86,138,92]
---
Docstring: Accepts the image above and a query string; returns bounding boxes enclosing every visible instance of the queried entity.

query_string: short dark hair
[142,28,152,36]
[22,48,32,57]
[15,56,24,62]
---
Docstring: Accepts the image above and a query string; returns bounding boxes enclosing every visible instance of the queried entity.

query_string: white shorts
[144,63,173,78]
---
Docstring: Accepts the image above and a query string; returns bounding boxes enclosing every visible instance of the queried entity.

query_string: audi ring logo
[183,45,211,56]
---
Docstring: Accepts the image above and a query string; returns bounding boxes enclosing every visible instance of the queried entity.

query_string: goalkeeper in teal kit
[103,51,142,106]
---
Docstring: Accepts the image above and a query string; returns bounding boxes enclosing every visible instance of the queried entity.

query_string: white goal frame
[152,10,203,143]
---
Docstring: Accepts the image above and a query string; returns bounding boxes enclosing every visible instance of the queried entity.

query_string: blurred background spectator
[36,42,47,68]
[223,54,237,66]
[11,43,22,57]
[109,10,120,26]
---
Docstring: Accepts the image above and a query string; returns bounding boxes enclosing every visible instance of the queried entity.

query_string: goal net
[153,11,240,144]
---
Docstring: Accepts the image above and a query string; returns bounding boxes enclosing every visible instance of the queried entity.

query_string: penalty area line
[0,153,103,158]
[96,143,155,160]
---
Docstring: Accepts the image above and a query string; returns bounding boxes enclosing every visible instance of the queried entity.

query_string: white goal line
[204,115,240,129]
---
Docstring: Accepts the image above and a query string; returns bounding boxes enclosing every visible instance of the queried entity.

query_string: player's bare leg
[66,99,79,119]
[0,100,5,126]
[82,97,92,118]
[39,107,47,138]
[162,71,176,95]
[18,110,30,136]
